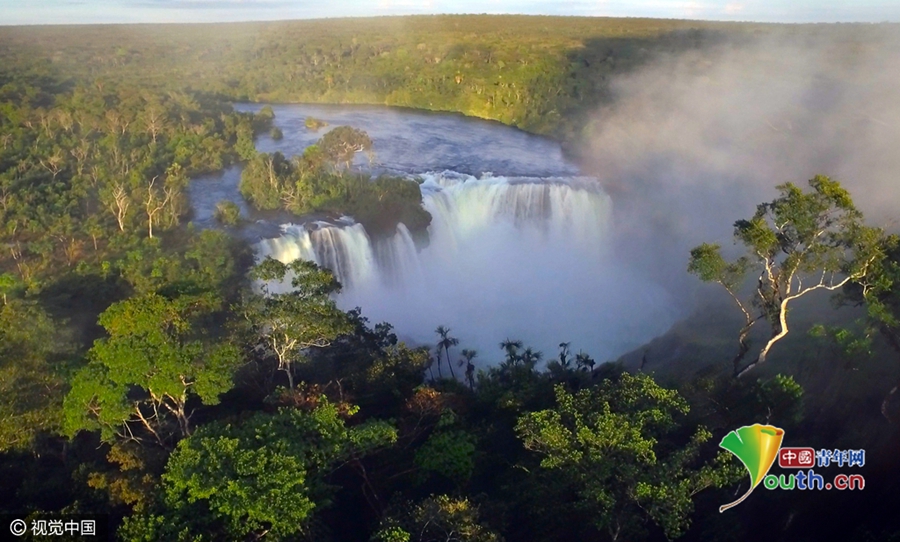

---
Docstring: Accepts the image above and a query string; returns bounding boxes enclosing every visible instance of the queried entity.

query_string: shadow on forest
[556,28,735,142]
[38,271,126,346]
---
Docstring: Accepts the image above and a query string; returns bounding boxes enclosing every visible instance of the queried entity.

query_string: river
[188,103,680,365]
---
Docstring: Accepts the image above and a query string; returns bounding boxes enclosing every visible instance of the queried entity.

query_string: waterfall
[257,221,375,289]
[255,172,677,362]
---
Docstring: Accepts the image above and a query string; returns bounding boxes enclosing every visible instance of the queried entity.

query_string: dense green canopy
[0,14,899,542]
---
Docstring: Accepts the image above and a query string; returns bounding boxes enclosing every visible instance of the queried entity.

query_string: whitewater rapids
[256,171,677,363]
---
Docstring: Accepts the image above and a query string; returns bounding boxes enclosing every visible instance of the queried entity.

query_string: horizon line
[1,13,898,28]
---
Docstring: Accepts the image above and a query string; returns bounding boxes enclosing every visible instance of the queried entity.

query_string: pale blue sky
[1,0,898,25]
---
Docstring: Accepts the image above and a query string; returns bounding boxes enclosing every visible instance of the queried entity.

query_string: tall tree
[574,351,595,373]
[432,346,443,379]
[435,325,459,380]
[689,176,883,377]
[63,293,242,445]
[318,125,373,169]
[500,338,523,367]
[521,347,543,369]
[243,257,352,389]
[557,342,571,368]
[100,180,132,233]
[843,233,900,417]
[516,373,740,541]
[141,163,188,238]
[122,401,397,541]
[461,348,477,390]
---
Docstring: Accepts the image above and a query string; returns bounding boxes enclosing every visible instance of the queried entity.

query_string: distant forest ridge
[1,15,897,146]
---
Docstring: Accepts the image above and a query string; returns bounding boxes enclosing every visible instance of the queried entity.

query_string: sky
[1,0,898,25]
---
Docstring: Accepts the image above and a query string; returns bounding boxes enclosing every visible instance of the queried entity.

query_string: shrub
[213,200,242,226]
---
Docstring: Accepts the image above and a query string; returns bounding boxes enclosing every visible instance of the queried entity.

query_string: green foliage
[0,272,22,305]
[414,427,477,484]
[63,292,243,444]
[243,257,353,388]
[85,441,167,513]
[257,105,275,122]
[0,17,891,147]
[687,243,749,291]
[474,339,567,415]
[756,374,804,424]
[515,373,741,540]
[114,229,246,297]
[305,116,328,130]
[0,300,69,451]
[212,200,241,226]
[735,176,861,268]
[131,401,396,541]
[353,175,432,234]
[178,229,248,297]
[851,234,900,353]
[238,130,430,235]
[310,310,430,410]
[689,176,884,377]
[375,495,502,542]
[682,372,806,431]
[319,125,373,168]
[810,324,873,359]
[0,16,896,542]
[832,234,900,414]
[374,526,411,542]
[356,344,431,406]
[5,16,870,148]
[0,70,277,297]
[235,122,258,161]
[239,151,293,210]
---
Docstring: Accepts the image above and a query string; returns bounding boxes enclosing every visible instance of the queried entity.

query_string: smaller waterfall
[256,220,421,291]
[258,221,371,289]
[372,224,422,287]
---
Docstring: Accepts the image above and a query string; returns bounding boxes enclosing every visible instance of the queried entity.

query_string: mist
[581,28,900,301]
[258,172,680,363]
[252,28,900,365]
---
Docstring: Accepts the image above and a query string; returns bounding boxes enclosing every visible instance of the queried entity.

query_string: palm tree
[575,351,595,373]
[521,347,543,370]
[499,338,523,365]
[435,326,459,379]
[426,350,437,381]
[433,346,443,379]
[558,342,571,368]
[460,349,477,390]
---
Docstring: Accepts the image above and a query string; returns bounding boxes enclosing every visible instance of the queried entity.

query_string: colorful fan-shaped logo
[719,424,785,512]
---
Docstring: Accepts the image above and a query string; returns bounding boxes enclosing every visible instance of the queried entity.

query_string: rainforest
[1,13,900,542]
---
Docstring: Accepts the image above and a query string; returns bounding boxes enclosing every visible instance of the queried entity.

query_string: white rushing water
[255,172,677,363]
